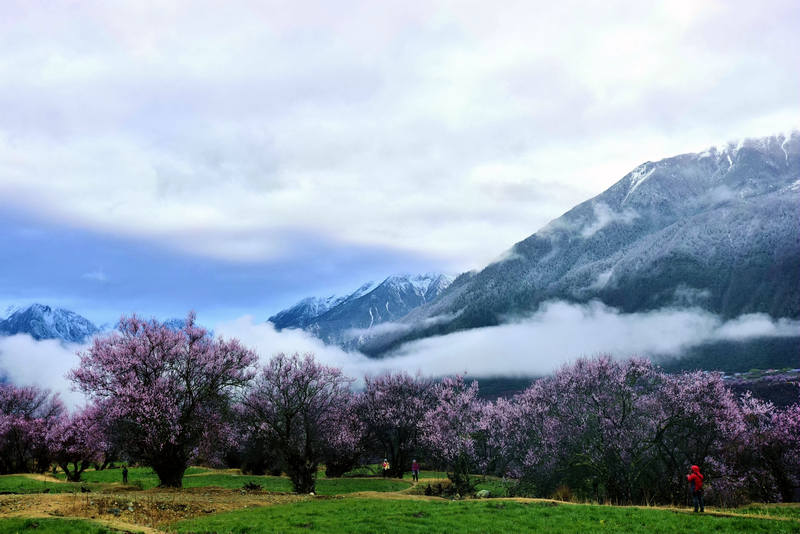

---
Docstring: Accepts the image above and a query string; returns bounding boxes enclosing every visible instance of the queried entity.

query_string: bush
[551,484,573,502]
[508,478,537,498]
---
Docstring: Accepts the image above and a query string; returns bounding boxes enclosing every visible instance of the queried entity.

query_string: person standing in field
[382,459,390,478]
[122,465,129,485]
[411,459,420,482]
[687,465,704,512]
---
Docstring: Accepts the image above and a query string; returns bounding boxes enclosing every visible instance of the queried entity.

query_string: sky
[0,0,799,326]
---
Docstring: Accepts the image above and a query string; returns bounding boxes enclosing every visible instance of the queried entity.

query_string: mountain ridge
[0,304,99,343]
[268,273,454,346]
[359,133,800,355]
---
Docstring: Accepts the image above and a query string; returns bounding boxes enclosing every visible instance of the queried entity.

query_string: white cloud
[0,1,796,270]
[341,311,462,342]
[713,314,800,341]
[215,316,382,385]
[215,303,800,380]
[81,269,108,282]
[364,301,800,377]
[2,303,797,403]
[0,335,88,407]
[581,202,639,238]
[589,268,614,290]
[672,285,712,306]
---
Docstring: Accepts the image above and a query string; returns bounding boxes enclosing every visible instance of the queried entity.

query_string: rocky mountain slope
[269,273,454,346]
[362,133,800,356]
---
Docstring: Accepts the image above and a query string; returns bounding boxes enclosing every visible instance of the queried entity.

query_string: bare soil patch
[0,487,304,531]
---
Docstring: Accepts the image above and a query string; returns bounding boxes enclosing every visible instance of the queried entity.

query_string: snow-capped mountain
[0,304,99,343]
[269,289,361,331]
[361,133,800,356]
[269,273,454,346]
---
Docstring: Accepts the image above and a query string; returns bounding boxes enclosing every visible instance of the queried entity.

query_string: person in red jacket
[687,465,704,512]
[382,459,390,478]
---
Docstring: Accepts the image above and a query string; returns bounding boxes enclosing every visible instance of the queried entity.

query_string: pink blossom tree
[90,400,126,471]
[650,370,745,504]
[479,396,520,478]
[321,391,366,478]
[497,357,788,505]
[493,380,559,489]
[733,393,800,503]
[422,376,486,494]
[241,353,352,493]
[0,383,63,474]
[774,403,800,500]
[69,313,257,487]
[360,372,434,478]
[46,404,106,482]
[525,357,665,503]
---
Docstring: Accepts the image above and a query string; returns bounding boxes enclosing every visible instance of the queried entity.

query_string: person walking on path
[411,459,420,482]
[122,465,129,485]
[687,465,704,512]
[382,459,390,478]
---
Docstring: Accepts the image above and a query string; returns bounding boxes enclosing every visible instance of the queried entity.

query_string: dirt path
[2,510,166,534]
[0,474,66,484]
[184,469,241,476]
[0,489,304,532]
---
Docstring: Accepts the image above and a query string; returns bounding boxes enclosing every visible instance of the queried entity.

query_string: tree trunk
[60,462,82,482]
[152,462,187,488]
[287,457,317,493]
[389,451,407,478]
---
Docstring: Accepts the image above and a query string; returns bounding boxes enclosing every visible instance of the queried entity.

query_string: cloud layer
[0,335,88,407]
[2,301,798,407]
[0,1,798,270]
[217,301,800,379]
[377,301,800,376]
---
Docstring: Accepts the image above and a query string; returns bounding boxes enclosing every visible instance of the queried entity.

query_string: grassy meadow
[0,467,798,534]
[173,498,800,534]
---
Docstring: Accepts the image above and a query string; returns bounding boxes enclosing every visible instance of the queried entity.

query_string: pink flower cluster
[0,383,63,474]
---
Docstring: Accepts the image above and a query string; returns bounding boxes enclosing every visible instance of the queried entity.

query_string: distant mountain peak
[0,303,99,343]
[268,272,454,345]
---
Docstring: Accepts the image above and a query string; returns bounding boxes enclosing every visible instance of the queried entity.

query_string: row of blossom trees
[1,314,798,503]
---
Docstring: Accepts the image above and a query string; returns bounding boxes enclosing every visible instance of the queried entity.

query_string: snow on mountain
[360,132,800,356]
[0,304,99,343]
[347,281,380,301]
[268,273,454,346]
[1,305,21,320]
[269,291,356,331]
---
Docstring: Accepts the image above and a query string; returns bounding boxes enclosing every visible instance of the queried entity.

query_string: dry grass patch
[0,488,304,531]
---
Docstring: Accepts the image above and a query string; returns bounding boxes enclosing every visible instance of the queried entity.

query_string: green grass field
[2,467,799,534]
[0,502,798,534]
[181,473,410,494]
[0,475,107,494]
[0,518,126,534]
[51,466,211,489]
[4,467,410,495]
[171,498,800,534]
[727,503,800,520]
